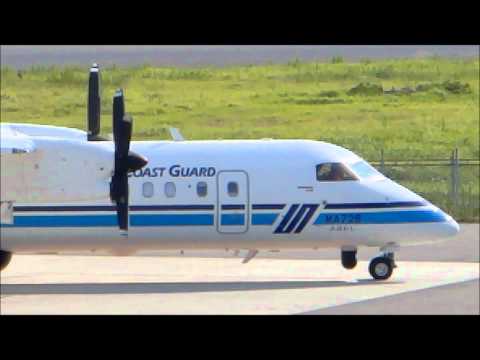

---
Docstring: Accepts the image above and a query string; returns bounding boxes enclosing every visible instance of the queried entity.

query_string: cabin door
[217,171,249,233]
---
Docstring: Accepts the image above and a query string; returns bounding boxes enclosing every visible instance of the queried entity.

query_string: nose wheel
[369,252,396,280]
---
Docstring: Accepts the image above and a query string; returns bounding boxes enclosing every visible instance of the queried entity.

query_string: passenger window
[316,163,357,181]
[227,182,239,197]
[197,181,208,197]
[142,182,154,198]
[164,182,176,198]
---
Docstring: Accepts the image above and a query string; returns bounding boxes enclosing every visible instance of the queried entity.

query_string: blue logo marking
[274,204,319,234]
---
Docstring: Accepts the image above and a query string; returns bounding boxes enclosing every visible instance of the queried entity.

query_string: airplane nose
[438,211,460,238]
[446,217,460,237]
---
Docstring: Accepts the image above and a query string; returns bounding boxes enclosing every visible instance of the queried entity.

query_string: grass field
[1,57,479,221]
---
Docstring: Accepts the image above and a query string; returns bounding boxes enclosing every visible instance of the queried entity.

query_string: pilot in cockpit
[316,163,357,181]
[328,163,345,181]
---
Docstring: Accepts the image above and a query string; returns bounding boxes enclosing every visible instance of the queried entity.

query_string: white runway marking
[1,255,478,314]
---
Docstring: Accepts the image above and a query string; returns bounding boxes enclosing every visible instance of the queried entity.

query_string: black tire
[369,257,393,280]
[0,250,12,271]
[341,250,357,269]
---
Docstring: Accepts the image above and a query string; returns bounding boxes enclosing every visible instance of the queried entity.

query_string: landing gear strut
[369,250,397,281]
[0,250,12,271]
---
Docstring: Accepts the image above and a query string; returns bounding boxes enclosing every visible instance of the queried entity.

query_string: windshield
[350,161,384,180]
[316,163,358,181]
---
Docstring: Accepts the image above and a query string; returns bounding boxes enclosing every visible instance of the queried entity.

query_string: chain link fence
[369,149,480,222]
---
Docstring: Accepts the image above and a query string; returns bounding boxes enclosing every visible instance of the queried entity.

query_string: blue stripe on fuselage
[314,210,447,225]
[3,215,118,227]
[130,214,214,226]
[1,214,214,227]
[221,214,245,226]
[251,213,279,225]
[1,204,447,229]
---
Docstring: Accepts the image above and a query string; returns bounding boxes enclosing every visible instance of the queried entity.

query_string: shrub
[415,81,471,94]
[318,90,339,98]
[288,97,349,105]
[331,56,344,64]
[375,65,395,79]
[347,82,383,96]
[441,80,471,94]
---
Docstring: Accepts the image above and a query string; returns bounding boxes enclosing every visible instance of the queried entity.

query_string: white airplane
[0,64,460,280]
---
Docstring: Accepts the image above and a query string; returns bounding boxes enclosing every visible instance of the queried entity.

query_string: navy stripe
[14,205,116,212]
[221,204,245,210]
[324,201,427,209]
[131,205,214,211]
[294,204,319,233]
[274,204,300,234]
[13,205,215,212]
[252,204,286,210]
[284,205,309,233]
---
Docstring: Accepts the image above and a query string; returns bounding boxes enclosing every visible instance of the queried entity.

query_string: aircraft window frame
[142,181,154,198]
[197,181,208,197]
[164,182,176,198]
[227,181,239,197]
[316,163,358,182]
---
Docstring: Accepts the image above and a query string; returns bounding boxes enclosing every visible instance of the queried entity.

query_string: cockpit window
[350,161,384,179]
[316,163,358,181]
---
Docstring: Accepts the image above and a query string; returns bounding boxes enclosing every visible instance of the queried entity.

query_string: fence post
[380,149,385,174]
[450,149,455,204]
[454,148,460,208]
[450,148,460,208]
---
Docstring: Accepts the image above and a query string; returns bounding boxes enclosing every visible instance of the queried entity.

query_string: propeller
[109,89,148,232]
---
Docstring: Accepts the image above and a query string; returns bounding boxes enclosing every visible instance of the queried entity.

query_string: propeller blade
[87,63,101,141]
[115,173,129,231]
[113,91,132,159]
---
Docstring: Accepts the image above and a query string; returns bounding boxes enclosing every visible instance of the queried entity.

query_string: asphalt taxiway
[1,224,478,315]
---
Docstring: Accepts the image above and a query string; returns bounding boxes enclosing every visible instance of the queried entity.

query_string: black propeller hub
[127,151,148,173]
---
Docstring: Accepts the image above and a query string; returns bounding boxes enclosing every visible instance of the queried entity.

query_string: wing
[168,127,185,141]
[0,124,36,155]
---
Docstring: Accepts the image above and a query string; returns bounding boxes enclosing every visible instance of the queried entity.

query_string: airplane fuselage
[0,137,460,256]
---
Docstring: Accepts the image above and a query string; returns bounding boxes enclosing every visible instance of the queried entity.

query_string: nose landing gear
[369,256,394,280]
[368,244,398,281]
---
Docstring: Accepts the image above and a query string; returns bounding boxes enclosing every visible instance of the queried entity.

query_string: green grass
[1,57,479,221]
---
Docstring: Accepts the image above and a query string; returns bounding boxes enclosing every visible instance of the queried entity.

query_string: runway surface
[1,256,478,314]
[1,224,478,315]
